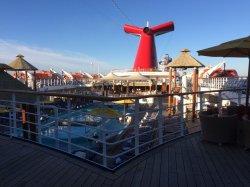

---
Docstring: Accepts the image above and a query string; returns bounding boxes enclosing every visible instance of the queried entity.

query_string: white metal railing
[36,79,87,88]
[0,88,247,170]
[199,76,247,90]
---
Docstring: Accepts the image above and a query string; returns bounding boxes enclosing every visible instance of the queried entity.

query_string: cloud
[0,39,113,73]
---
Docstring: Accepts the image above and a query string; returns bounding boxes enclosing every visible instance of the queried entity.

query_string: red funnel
[124,21,174,71]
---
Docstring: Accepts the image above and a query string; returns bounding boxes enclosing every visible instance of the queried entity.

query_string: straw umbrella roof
[89,107,122,118]
[167,49,205,68]
[113,99,134,104]
[8,54,38,71]
[0,63,14,70]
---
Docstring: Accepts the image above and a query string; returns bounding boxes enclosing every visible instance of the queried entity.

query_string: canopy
[8,54,38,70]
[101,72,128,81]
[167,49,205,68]
[89,107,122,118]
[113,99,134,104]
[101,72,149,81]
[197,35,250,107]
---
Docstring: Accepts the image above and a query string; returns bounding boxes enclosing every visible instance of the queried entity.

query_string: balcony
[0,88,249,171]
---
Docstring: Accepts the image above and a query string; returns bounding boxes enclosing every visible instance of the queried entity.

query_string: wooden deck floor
[0,133,250,187]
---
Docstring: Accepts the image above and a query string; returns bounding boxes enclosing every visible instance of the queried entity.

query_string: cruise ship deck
[1,133,250,187]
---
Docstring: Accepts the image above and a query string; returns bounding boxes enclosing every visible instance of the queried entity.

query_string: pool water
[41,103,132,152]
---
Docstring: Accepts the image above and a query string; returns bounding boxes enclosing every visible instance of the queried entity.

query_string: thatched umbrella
[8,54,38,90]
[167,49,204,119]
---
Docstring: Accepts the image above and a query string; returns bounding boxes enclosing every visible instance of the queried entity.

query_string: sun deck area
[1,133,250,187]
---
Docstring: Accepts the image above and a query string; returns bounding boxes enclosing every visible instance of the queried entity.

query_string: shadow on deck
[0,133,250,187]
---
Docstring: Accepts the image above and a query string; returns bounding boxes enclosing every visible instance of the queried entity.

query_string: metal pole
[168,67,172,116]
[102,130,107,167]
[238,90,242,105]
[158,97,163,144]
[54,107,59,149]
[134,98,139,155]
[67,98,71,153]
[199,92,203,113]
[180,95,184,136]
[36,95,41,144]
[11,93,17,137]
[218,91,222,115]
[245,57,250,109]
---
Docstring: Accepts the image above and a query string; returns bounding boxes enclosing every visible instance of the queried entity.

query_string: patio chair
[199,111,238,145]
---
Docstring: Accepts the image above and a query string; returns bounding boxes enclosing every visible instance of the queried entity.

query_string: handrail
[0,88,247,170]
[0,88,245,100]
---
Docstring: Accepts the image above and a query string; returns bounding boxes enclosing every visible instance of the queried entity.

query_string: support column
[168,67,172,116]
[192,67,198,120]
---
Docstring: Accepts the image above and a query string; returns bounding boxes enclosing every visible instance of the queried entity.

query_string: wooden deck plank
[175,141,187,187]
[150,152,162,187]
[6,155,53,187]
[130,160,147,187]
[2,151,46,186]
[190,136,215,187]
[50,165,78,187]
[72,170,93,187]
[44,159,78,186]
[197,140,224,187]
[186,137,206,187]
[213,143,246,187]
[112,174,125,187]
[120,166,137,187]
[159,147,169,187]
[25,156,64,187]
[63,166,88,187]
[203,142,236,186]
[180,137,196,187]
[223,146,250,185]
[102,178,115,187]
[1,133,250,187]
[0,150,41,179]
[168,146,178,187]
[83,172,99,186]
[92,175,106,187]
[140,153,155,187]
[0,143,35,169]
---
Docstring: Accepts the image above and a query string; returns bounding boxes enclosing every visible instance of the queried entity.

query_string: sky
[0,0,249,75]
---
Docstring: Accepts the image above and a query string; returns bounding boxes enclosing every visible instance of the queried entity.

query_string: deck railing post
[180,95,184,136]
[36,95,41,144]
[218,91,222,114]
[102,130,107,167]
[158,97,163,144]
[134,98,139,155]
[67,98,72,153]
[11,93,17,137]
[199,92,203,113]
[9,111,13,138]
[238,90,242,105]
[54,107,59,149]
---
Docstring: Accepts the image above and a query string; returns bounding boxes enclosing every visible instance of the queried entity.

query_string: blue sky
[0,0,249,75]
